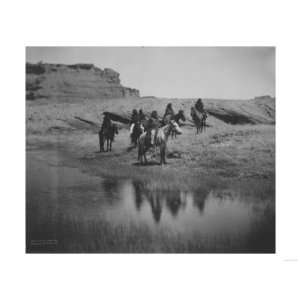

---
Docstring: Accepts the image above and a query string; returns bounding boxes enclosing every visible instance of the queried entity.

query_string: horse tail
[99,130,106,151]
[160,141,167,164]
[138,141,143,161]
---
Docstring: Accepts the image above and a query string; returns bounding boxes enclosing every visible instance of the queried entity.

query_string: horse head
[170,120,182,135]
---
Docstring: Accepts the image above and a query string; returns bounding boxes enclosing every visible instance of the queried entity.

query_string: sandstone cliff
[26,62,140,101]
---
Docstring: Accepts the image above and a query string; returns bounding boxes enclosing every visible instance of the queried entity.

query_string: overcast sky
[26,47,275,99]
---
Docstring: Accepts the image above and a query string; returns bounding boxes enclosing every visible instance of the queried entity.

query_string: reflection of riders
[145,110,160,147]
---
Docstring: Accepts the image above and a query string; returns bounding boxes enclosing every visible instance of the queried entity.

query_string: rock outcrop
[26,62,140,100]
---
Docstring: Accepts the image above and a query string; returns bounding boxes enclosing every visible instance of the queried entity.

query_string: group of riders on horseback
[99,98,207,163]
[129,102,188,148]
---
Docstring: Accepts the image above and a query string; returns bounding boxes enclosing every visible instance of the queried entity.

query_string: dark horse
[99,123,119,152]
[138,120,182,165]
[190,107,207,134]
[171,109,186,138]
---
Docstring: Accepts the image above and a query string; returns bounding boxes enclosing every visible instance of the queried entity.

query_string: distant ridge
[26,62,140,101]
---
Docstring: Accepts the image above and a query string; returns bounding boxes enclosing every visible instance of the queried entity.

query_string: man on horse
[197,98,207,119]
[100,112,112,134]
[99,112,113,151]
[145,110,160,147]
[195,98,204,112]
[191,98,208,134]
[129,109,139,135]
[138,109,146,123]
[130,109,145,146]
[163,103,175,124]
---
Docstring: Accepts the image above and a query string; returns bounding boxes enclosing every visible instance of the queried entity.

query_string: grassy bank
[27,123,275,191]
[26,97,275,190]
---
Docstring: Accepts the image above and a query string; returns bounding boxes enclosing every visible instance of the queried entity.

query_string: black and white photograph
[2,1,300,299]
[26,46,275,253]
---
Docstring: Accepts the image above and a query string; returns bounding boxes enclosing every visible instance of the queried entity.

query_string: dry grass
[27,97,275,191]
[27,205,275,253]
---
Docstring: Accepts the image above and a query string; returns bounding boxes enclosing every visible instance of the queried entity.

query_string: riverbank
[27,122,275,191]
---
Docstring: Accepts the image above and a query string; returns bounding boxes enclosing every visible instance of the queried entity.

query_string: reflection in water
[149,192,163,223]
[134,182,143,211]
[132,182,192,223]
[193,189,208,214]
[27,150,275,253]
[131,182,208,223]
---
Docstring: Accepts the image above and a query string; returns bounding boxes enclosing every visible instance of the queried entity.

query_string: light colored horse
[138,120,182,165]
[171,110,186,138]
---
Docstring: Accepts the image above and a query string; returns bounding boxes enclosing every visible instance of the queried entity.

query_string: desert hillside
[26,62,140,101]
[100,96,275,127]
[25,62,275,131]
[26,96,275,136]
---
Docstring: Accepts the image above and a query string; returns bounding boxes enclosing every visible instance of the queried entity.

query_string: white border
[1,1,300,299]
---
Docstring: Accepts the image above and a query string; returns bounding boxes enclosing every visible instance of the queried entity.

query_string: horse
[98,123,119,152]
[190,107,207,134]
[171,109,186,138]
[130,121,144,147]
[137,120,182,165]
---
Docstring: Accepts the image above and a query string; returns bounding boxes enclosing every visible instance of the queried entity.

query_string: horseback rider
[163,103,175,120]
[138,109,146,123]
[192,98,208,133]
[99,112,112,152]
[195,98,204,112]
[195,98,207,118]
[130,109,139,135]
[100,112,112,133]
[145,110,160,147]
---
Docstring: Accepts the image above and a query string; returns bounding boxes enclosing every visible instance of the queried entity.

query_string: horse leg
[160,144,166,165]
[172,130,175,139]
[138,146,141,163]
[99,132,102,152]
[106,139,109,152]
[138,145,144,165]
[163,146,167,164]
[160,148,163,165]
